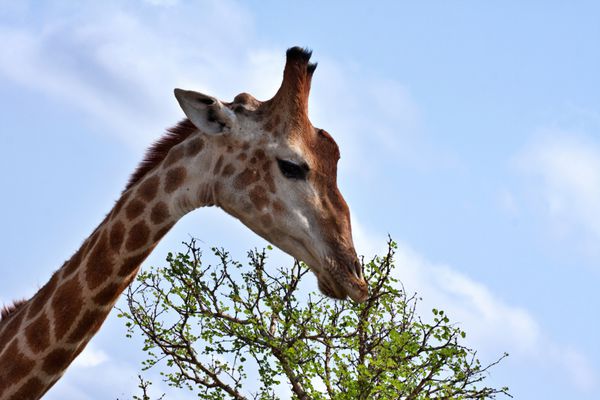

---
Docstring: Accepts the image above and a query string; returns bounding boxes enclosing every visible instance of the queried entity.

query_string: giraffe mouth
[283,236,368,303]
[317,276,348,300]
[317,271,368,303]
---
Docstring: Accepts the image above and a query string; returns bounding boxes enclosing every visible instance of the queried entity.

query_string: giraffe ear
[174,88,236,135]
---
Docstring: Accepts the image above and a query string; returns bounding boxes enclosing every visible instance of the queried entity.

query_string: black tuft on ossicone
[307,62,318,75]
[286,46,313,63]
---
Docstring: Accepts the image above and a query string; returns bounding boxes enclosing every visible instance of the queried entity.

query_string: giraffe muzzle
[317,259,369,303]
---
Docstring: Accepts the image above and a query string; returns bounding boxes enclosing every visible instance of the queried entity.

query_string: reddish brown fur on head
[170,47,368,302]
[260,48,366,301]
[261,47,317,125]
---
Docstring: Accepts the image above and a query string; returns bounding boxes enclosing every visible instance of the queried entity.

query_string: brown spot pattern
[64,226,103,278]
[234,168,260,190]
[118,251,150,277]
[138,175,160,202]
[150,202,170,225]
[121,267,142,289]
[185,137,204,157]
[8,377,45,400]
[249,185,269,210]
[125,221,150,251]
[153,225,172,242]
[109,221,125,252]
[42,348,73,375]
[93,283,120,306]
[125,199,145,220]
[273,200,285,214]
[112,192,129,216]
[51,276,83,340]
[163,146,184,167]
[86,232,114,290]
[86,228,102,255]
[236,153,247,161]
[0,311,24,354]
[63,244,84,277]
[261,160,272,173]
[68,309,104,343]
[27,271,59,318]
[221,164,235,177]
[25,312,50,354]
[253,149,266,161]
[164,167,187,193]
[264,118,275,132]
[0,342,35,396]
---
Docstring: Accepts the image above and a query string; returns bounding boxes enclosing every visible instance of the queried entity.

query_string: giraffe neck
[0,136,215,400]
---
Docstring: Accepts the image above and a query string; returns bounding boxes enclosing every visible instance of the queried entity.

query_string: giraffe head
[173,47,368,302]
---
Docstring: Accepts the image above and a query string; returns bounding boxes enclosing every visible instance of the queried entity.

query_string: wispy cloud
[0,0,271,148]
[48,340,180,400]
[72,345,109,368]
[308,58,434,174]
[352,219,597,392]
[6,1,595,398]
[516,129,600,249]
[0,0,439,175]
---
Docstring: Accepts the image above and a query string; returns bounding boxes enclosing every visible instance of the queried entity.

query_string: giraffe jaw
[317,270,369,303]
[275,235,369,303]
[312,255,369,303]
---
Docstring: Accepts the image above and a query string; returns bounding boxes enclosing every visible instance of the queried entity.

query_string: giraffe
[0,47,368,399]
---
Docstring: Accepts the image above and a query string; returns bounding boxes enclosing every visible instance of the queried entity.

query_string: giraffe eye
[277,159,309,180]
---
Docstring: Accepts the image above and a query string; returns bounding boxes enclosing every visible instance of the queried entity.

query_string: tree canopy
[119,239,509,399]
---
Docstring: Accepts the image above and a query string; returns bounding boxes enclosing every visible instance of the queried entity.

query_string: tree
[118,239,510,399]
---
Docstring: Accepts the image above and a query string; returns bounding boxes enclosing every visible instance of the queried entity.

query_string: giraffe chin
[318,278,347,300]
[279,237,369,303]
[317,273,369,303]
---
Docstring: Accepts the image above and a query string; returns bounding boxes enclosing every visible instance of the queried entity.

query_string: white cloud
[352,219,597,392]
[6,1,595,397]
[47,341,182,400]
[352,218,540,352]
[0,0,273,148]
[0,0,435,178]
[517,131,600,242]
[72,345,109,368]
[308,58,431,175]
[394,242,540,354]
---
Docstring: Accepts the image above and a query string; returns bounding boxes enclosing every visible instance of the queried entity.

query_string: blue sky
[1,1,599,398]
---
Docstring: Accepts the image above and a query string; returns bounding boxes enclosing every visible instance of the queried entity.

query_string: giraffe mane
[125,118,197,191]
[0,299,26,323]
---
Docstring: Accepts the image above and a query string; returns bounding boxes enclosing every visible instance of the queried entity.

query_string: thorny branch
[120,238,510,400]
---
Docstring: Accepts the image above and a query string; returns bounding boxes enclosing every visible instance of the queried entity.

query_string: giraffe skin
[0,47,368,399]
